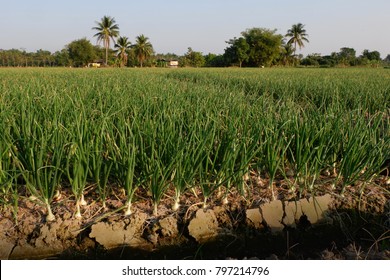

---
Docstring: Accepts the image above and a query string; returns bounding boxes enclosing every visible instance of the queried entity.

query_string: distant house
[88,59,104,68]
[168,60,179,68]
[88,62,101,68]
[156,59,179,68]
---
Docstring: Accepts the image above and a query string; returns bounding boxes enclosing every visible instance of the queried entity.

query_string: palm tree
[133,34,153,67]
[92,16,120,65]
[285,23,309,55]
[115,36,131,67]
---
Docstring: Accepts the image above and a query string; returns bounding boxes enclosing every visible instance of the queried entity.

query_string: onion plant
[287,115,335,193]
[261,123,290,200]
[66,143,90,218]
[197,122,225,208]
[213,128,240,204]
[0,131,16,209]
[197,120,248,208]
[65,107,90,219]
[111,119,138,216]
[11,112,64,222]
[171,130,208,210]
[89,123,113,209]
[336,113,389,195]
[0,115,19,222]
[136,107,179,216]
[228,128,262,200]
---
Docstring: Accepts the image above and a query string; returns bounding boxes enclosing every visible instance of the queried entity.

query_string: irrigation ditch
[1,182,389,260]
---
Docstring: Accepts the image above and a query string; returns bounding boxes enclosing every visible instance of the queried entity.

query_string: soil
[1,174,390,260]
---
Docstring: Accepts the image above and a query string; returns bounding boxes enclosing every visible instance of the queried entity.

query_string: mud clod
[89,212,149,249]
[0,240,14,259]
[188,209,219,243]
[159,216,179,237]
[246,208,263,229]
[260,200,284,231]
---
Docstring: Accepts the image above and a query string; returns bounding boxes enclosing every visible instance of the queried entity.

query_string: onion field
[0,67,389,222]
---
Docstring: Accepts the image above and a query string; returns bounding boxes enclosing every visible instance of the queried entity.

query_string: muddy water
[1,194,388,259]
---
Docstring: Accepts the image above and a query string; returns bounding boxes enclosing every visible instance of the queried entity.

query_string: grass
[0,67,388,220]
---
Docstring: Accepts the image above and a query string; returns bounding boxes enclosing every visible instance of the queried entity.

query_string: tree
[36,49,53,67]
[225,37,249,67]
[204,53,226,67]
[384,54,390,65]
[67,38,96,67]
[54,49,71,66]
[301,53,321,66]
[92,16,119,65]
[126,48,137,67]
[115,36,131,67]
[337,47,356,66]
[361,49,381,61]
[133,34,154,67]
[285,23,309,55]
[241,28,283,67]
[93,45,106,62]
[279,43,296,66]
[182,47,205,67]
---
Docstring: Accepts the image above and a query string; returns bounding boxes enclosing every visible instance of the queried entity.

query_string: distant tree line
[301,48,386,68]
[1,18,389,68]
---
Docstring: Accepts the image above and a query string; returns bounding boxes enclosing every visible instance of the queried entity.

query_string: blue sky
[1,0,390,57]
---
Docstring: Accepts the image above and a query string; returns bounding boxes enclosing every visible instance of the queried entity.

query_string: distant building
[88,59,104,68]
[168,60,179,68]
[156,59,179,68]
[88,62,101,68]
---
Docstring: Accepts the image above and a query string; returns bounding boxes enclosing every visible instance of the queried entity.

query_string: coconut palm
[133,34,153,67]
[115,36,131,67]
[285,23,309,55]
[93,16,120,65]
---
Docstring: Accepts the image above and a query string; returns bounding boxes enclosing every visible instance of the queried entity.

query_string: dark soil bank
[1,190,390,260]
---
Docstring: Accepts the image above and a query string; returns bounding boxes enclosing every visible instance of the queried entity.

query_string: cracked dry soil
[1,183,390,260]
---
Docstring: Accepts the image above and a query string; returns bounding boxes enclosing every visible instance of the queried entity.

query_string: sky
[1,0,390,57]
